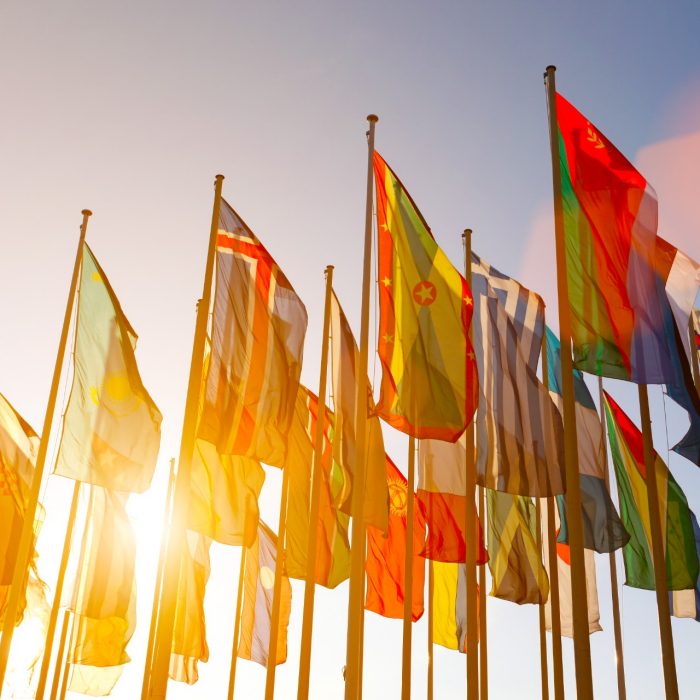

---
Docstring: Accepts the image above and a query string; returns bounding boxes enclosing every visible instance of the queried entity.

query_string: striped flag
[198,198,307,468]
[432,561,478,652]
[471,253,565,496]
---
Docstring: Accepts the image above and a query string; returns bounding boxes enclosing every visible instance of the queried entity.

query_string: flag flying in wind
[330,291,388,531]
[471,253,565,496]
[431,561,478,652]
[603,391,699,590]
[198,198,307,468]
[417,436,487,564]
[546,327,629,553]
[486,491,549,605]
[285,386,350,589]
[54,243,162,493]
[373,152,479,441]
[365,456,426,621]
[669,510,700,622]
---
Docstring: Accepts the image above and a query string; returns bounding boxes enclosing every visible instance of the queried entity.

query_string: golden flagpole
[141,458,177,700]
[462,227,479,700]
[48,610,71,700]
[535,498,549,700]
[297,264,335,700]
[0,209,90,692]
[35,481,81,700]
[638,384,679,699]
[227,547,247,700]
[344,114,378,700]
[427,559,434,700]
[401,435,417,699]
[543,65,593,698]
[478,484,487,700]
[148,174,224,699]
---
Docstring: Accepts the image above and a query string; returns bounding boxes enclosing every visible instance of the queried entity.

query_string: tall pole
[36,481,81,700]
[297,265,335,700]
[141,459,177,700]
[543,65,594,698]
[401,436,417,699]
[344,114,378,700]
[535,498,549,700]
[478,485,487,700]
[462,228,479,700]
[598,377,626,700]
[638,384,679,700]
[227,547,247,700]
[0,209,90,692]
[427,560,434,700]
[48,610,71,700]
[149,174,224,699]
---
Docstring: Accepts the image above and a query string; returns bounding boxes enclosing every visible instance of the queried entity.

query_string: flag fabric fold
[669,510,700,622]
[432,561,477,652]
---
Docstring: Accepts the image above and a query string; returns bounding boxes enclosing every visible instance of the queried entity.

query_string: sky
[2,1,700,698]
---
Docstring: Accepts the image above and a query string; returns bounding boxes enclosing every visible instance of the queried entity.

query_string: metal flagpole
[148,174,224,699]
[401,436,417,699]
[227,547,247,700]
[48,610,71,700]
[0,210,91,692]
[543,65,594,698]
[297,265,335,700]
[478,484,487,700]
[428,559,434,700]
[344,114,378,700]
[535,498,549,700]
[638,384,679,700]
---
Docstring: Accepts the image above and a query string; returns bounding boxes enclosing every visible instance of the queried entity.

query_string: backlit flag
[198,198,307,468]
[417,436,488,564]
[285,387,350,589]
[374,152,479,441]
[432,561,478,652]
[603,392,699,590]
[365,456,426,621]
[54,243,162,493]
[669,510,700,622]
[471,254,565,496]
[546,327,629,553]
[486,491,548,605]
[330,291,388,531]
[238,522,292,668]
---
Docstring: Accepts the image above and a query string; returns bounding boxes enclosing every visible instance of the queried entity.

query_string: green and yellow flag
[54,243,162,493]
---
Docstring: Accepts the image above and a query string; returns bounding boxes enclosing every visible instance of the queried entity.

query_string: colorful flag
[546,327,629,553]
[54,243,162,493]
[418,436,488,564]
[487,491,549,605]
[285,386,350,589]
[669,510,700,622]
[238,522,292,667]
[330,291,388,531]
[198,198,307,468]
[373,152,479,441]
[365,456,426,621]
[432,561,478,652]
[471,253,565,496]
[603,391,699,590]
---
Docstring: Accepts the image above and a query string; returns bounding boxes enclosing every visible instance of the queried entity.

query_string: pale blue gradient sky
[2,2,700,698]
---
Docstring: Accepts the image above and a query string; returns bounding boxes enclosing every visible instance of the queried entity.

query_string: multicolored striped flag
[669,510,700,622]
[486,491,548,605]
[373,152,479,441]
[603,391,699,590]
[54,243,162,493]
[198,198,307,468]
[431,561,478,652]
[471,253,565,496]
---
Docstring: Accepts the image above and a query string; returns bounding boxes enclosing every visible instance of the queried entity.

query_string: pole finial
[81,209,92,217]
[325,264,335,273]
[463,228,472,239]
[215,174,225,183]
[367,114,379,123]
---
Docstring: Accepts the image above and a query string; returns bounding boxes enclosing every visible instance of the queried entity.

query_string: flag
[486,490,548,605]
[373,152,479,441]
[546,327,629,553]
[669,510,700,622]
[603,391,699,590]
[432,561,478,652]
[238,522,292,667]
[417,436,488,564]
[285,386,350,589]
[365,456,426,621]
[169,531,211,685]
[198,198,307,468]
[541,497,601,637]
[471,253,565,496]
[330,291,388,531]
[54,243,162,493]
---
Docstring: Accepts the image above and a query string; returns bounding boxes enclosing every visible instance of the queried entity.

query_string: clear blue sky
[1,1,700,698]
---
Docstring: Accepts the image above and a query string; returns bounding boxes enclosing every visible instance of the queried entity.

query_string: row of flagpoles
[1,63,700,700]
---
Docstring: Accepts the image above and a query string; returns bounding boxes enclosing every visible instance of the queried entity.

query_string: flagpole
[0,209,90,692]
[148,174,224,699]
[478,485,487,700]
[598,378,626,700]
[57,616,74,700]
[638,384,679,699]
[401,435,417,699]
[345,114,378,700]
[689,316,700,393]
[35,481,81,700]
[427,560,434,700]
[48,610,71,700]
[297,264,335,700]
[141,458,177,700]
[462,227,479,700]
[543,65,594,698]
[227,547,247,700]
[535,498,549,700]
